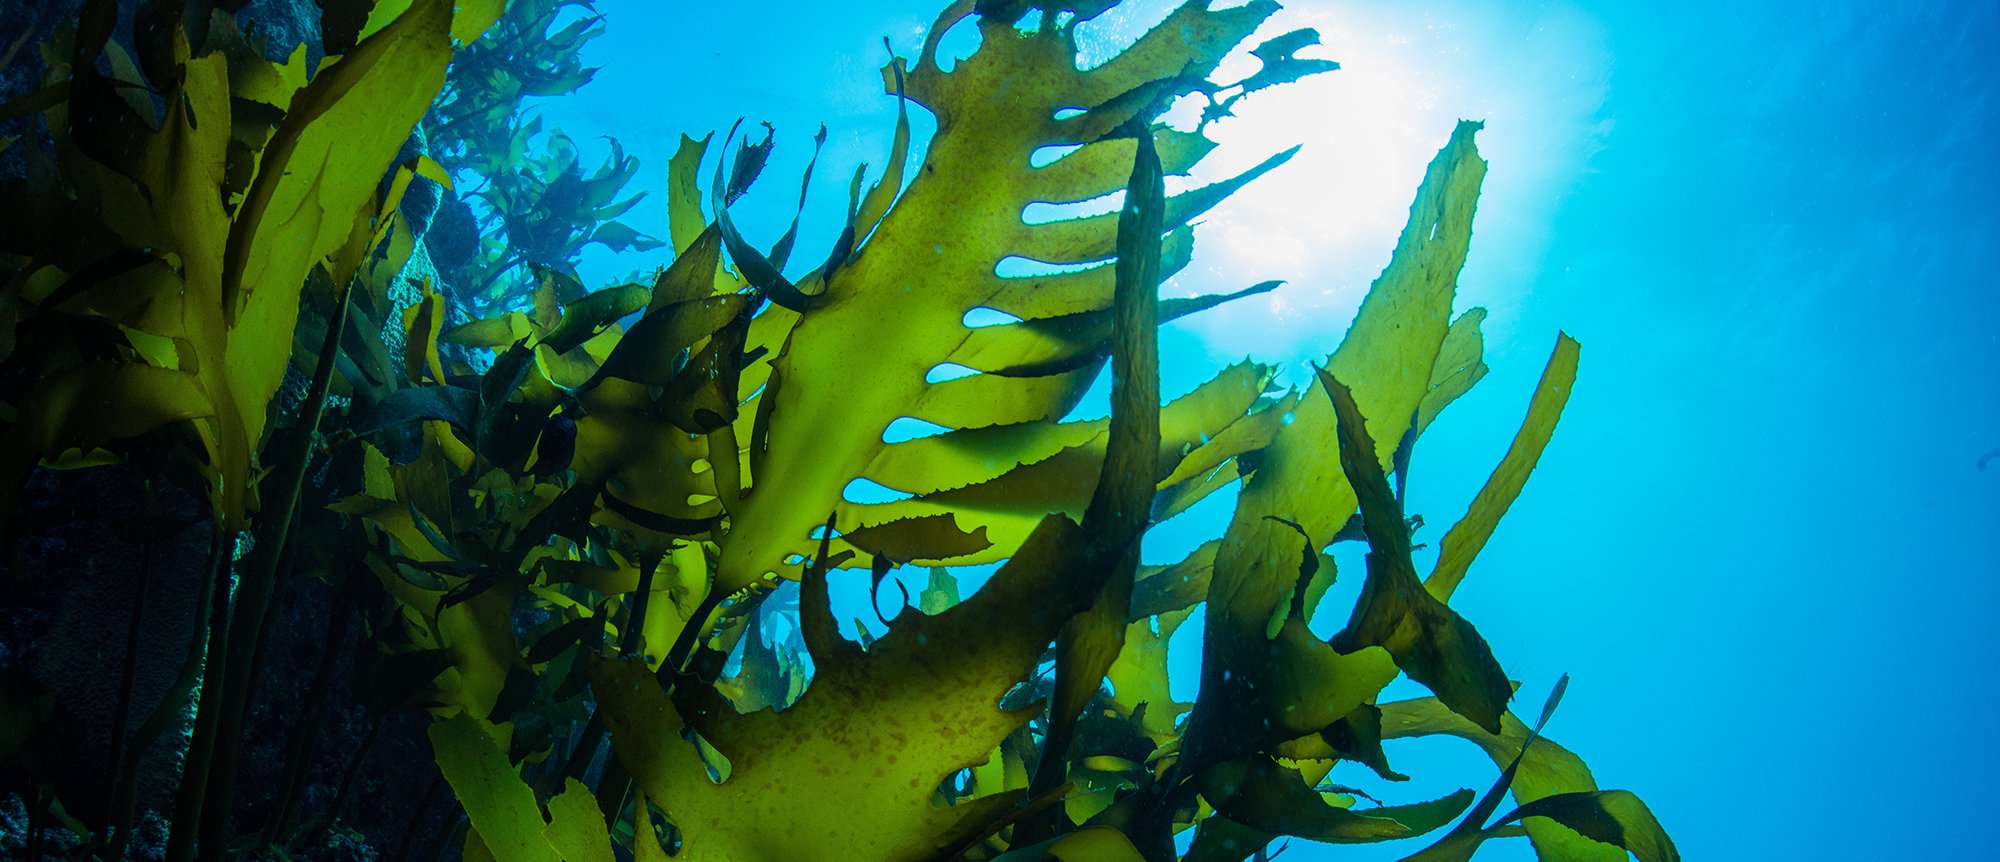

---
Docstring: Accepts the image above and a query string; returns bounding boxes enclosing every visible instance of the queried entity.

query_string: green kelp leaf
[1398,308,1489,497]
[918,567,962,614]
[652,297,756,435]
[2,0,459,522]
[831,361,1273,568]
[1195,617,1398,774]
[842,513,993,561]
[860,360,1267,502]
[1381,697,1626,862]
[590,220,665,254]
[1199,756,1471,843]
[428,712,562,862]
[1493,790,1680,862]
[923,784,1071,861]
[714,599,801,713]
[630,790,675,861]
[850,52,911,247]
[405,288,449,385]
[1234,28,1341,97]
[713,124,819,313]
[1105,607,1193,744]
[1131,538,1217,619]
[356,0,506,44]
[520,68,601,99]
[767,124,831,270]
[1152,385,1296,521]
[540,282,651,355]
[363,385,481,438]
[353,487,521,718]
[1182,121,1489,771]
[568,231,740,396]
[524,614,604,666]
[1025,124,1165,828]
[0,363,214,507]
[571,383,722,535]
[654,224,729,309]
[712,0,1295,595]
[585,293,744,390]
[1427,333,1580,601]
[353,645,455,711]
[990,826,1147,862]
[1275,702,1406,783]
[601,488,722,537]
[1185,813,1276,862]
[9,41,231,512]
[0,82,70,122]
[723,120,776,206]
[317,0,372,55]
[1076,116,1163,553]
[972,280,1279,379]
[220,0,454,521]
[666,133,714,254]
[450,0,508,44]
[1413,308,1489,442]
[590,510,1106,862]
[567,260,733,526]
[1393,678,1571,862]
[542,778,616,862]
[1321,371,1511,734]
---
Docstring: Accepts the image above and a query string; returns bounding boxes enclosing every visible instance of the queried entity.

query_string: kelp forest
[0,1,1677,861]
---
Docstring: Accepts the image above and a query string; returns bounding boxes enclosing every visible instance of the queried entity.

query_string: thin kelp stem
[707,422,745,511]
[1020,117,1166,845]
[469,252,527,300]
[659,588,726,685]
[595,765,633,825]
[313,711,386,841]
[173,273,355,861]
[108,526,219,858]
[392,773,445,862]
[28,784,47,861]
[556,708,607,790]
[201,541,300,846]
[164,528,236,862]
[419,812,468,862]
[101,528,150,839]
[620,553,660,658]
[265,587,357,846]
[545,554,658,796]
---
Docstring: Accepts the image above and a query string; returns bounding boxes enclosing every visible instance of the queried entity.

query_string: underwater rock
[4,465,210,828]
[372,122,459,365]
[236,0,325,67]
[426,186,480,280]
[0,0,85,183]
[395,124,445,240]
[227,577,460,861]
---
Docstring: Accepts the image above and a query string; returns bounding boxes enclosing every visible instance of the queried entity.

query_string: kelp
[421,0,660,315]
[0,0,472,529]
[0,1,1673,860]
[0,0,499,857]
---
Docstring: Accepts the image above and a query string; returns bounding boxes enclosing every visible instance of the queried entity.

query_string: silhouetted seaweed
[0,2,1674,861]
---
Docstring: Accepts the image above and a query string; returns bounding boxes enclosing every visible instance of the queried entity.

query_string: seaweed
[0,1,1674,860]
[420,0,659,316]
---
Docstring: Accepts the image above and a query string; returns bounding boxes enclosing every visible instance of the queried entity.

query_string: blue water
[540,1,1999,857]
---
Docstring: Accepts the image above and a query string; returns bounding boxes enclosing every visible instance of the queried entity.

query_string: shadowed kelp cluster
[0,1,1674,860]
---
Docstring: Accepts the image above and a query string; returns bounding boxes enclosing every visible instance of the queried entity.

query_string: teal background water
[535,1,1999,857]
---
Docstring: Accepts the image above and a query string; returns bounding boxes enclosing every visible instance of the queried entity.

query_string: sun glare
[1088,1,1615,377]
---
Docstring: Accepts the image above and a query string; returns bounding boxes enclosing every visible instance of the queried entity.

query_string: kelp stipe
[0,0,504,857]
[0,1,1674,860]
